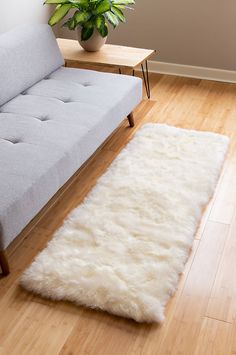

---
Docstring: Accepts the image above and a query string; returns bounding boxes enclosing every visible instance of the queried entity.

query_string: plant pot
[78,28,107,52]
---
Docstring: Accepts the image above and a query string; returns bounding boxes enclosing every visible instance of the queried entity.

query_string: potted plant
[44,0,135,52]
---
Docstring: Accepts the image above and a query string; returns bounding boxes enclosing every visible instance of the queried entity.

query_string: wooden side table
[57,38,156,99]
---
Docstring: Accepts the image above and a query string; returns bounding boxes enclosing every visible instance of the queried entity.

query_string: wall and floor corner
[0,1,235,81]
[58,0,236,82]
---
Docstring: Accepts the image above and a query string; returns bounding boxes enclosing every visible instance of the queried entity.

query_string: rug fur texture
[20,124,229,323]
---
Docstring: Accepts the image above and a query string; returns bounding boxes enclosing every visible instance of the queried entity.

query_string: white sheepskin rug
[20,124,229,323]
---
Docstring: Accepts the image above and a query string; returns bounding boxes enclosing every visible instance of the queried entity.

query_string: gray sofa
[0,24,142,275]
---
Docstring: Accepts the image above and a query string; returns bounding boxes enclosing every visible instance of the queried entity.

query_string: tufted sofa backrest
[0,24,64,106]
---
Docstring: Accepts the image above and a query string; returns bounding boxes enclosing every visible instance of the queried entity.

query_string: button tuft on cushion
[39,116,49,121]
[5,138,21,144]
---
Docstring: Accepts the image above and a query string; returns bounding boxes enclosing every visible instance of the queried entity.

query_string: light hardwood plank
[194,317,233,355]
[206,212,236,323]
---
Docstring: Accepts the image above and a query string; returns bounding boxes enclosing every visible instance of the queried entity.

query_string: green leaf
[95,15,108,37]
[74,10,91,24]
[44,0,89,6]
[112,4,133,10]
[93,0,111,15]
[111,6,125,22]
[95,14,104,29]
[81,24,94,40]
[63,17,77,30]
[55,4,62,10]
[105,11,119,28]
[100,22,108,37]
[112,0,135,5]
[73,0,90,8]
[44,0,69,4]
[48,3,72,26]
[70,0,88,3]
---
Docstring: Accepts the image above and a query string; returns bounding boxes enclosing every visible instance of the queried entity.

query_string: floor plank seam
[207,219,231,226]
[204,315,233,324]
[204,224,231,318]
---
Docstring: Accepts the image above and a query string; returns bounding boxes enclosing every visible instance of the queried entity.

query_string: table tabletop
[57,38,156,69]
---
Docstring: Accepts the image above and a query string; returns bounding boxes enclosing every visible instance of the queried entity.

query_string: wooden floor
[1,71,236,355]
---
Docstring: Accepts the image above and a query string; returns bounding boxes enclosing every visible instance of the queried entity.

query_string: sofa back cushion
[0,24,64,106]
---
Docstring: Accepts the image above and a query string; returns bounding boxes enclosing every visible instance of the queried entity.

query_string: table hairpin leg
[141,60,151,99]
[119,62,151,99]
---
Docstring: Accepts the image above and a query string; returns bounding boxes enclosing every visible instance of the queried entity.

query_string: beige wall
[58,0,236,71]
[0,0,51,33]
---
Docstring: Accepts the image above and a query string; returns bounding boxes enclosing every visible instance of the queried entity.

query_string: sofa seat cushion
[0,67,142,249]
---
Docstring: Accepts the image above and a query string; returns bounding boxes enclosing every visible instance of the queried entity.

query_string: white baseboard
[147,61,236,83]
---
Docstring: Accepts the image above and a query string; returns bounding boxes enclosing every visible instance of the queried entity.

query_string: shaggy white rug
[20,124,229,323]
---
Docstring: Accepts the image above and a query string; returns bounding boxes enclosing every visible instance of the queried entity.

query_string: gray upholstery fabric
[0,24,64,106]
[0,66,142,250]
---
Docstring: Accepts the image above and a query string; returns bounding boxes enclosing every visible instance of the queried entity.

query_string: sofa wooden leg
[0,250,10,276]
[128,113,135,127]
